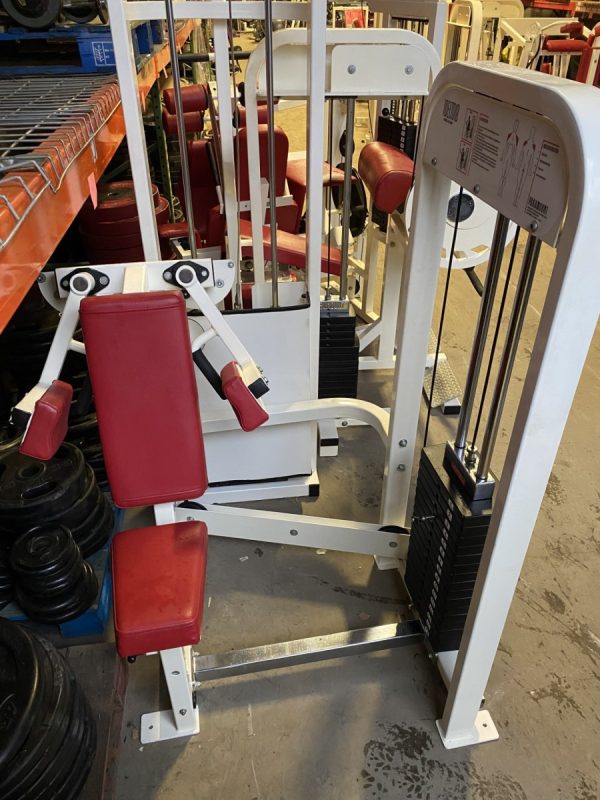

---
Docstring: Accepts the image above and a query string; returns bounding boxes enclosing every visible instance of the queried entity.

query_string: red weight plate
[86,246,146,265]
[81,229,142,251]
[79,181,159,225]
[80,195,170,237]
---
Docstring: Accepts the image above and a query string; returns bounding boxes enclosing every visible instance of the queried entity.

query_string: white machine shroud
[423,85,567,246]
[195,306,313,484]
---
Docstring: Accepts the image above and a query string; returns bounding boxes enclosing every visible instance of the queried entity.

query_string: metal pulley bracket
[162,260,211,287]
[58,268,110,296]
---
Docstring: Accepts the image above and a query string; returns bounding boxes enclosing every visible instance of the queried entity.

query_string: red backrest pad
[80,291,208,508]
[236,125,289,200]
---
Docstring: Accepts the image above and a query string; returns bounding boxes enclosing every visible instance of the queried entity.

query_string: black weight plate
[16,563,98,624]
[41,687,97,800]
[0,636,76,800]
[0,444,86,525]
[46,467,99,530]
[62,2,99,22]
[0,0,62,29]
[0,423,20,455]
[32,683,93,800]
[0,620,41,771]
[16,553,85,598]
[72,495,113,557]
[11,525,78,577]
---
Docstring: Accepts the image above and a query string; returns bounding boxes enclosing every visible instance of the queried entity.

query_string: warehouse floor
[112,234,600,799]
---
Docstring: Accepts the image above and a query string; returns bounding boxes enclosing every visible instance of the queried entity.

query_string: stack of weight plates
[0,443,113,558]
[11,525,98,624]
[404,445,492,653]
[0,548,13,610]
[318,307,359,399]
[78,180,170,264]
[0,619,96,800]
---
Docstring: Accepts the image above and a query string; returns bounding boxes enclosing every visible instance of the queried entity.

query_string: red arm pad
[543,37,588,53]
[163,84,208,114]
[19,380,73,461]
[158,222,203,247]
[560,22,584,36]
[221,362,269,433]
[358,142,414,214]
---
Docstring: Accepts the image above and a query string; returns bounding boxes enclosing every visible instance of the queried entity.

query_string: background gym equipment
[0,618,96,798]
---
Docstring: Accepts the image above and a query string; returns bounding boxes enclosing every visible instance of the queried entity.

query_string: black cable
[423,186,464,448]
[464,266,483,296]
[471,226,521,447]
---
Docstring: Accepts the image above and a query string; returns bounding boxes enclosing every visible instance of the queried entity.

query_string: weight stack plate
[377,116,418,159]
[404,445,492,652]
[318,309,359,399]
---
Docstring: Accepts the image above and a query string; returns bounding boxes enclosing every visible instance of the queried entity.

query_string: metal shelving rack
[0,20,194,333]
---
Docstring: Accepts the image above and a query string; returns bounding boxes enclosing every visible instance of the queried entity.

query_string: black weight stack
[318,307,359,399]
[404,445,493,652]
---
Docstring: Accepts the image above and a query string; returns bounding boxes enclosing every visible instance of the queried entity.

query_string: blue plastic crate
[0,24,144,74]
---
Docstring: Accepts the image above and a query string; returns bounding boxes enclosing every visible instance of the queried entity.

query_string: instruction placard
[424,87,567,246]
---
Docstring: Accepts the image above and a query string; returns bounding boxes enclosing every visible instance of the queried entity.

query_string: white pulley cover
[404,181,516,269]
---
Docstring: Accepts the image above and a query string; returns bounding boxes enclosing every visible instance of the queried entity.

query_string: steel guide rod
[454,213,510,453]
[339,97,356,301]
[164,0,198,258]
[476,233,542,481]
[264,0,279,308]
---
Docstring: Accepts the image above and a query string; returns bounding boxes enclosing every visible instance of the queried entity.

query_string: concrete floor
[114,31,599,800]
[113,235,600,798]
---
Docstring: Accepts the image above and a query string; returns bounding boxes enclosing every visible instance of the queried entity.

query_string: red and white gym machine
[13,1,600,753]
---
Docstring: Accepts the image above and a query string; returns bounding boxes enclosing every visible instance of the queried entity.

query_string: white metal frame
[77,0,599,752]
[385,60,600,746]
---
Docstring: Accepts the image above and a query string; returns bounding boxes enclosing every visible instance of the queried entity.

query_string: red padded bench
[80,291,209,658]
[358,141,414,214]
[239,218,343,275]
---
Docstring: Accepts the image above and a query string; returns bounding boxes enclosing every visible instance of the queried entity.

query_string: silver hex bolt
[215,279,224,288]
[397,464,406,472]
[399,439,407,447]
[405,65,414,75]
[473,184,481,195]
[530,220,539,232]
[431,157,438,166]
[347,64,356,74]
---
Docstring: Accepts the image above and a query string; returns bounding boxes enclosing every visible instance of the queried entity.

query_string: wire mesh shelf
[0,75,121,251]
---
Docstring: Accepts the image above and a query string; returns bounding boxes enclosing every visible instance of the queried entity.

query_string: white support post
[438,170,600,749]
[105,0,160,260]
[306,2,327,405]
[374,217,408,368]
[213,19,240,266]
[140,646,200,744]
[380,165,450,527]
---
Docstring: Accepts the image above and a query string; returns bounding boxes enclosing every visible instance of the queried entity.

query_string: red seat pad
[239,219,342,275]
[19,380,73,461]
[358,142,414,214]
[112,521,208,657]
[80,291,208,508]
[285,160,347,190]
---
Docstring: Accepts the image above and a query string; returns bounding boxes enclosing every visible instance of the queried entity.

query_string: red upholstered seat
[112,521,208,657]
[81,291,211,656]
[20,380,73,461]
[286,160,347,226]
[239,218,342,275]
[358,142,414,214]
